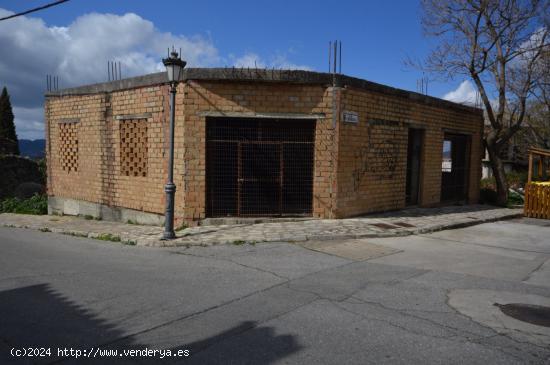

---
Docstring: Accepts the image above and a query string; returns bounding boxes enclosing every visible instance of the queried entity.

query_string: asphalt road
[1,218,549,364]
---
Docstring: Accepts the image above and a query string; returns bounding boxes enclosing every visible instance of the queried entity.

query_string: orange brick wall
[46,81,338,224]
[46,79,482,224]
[336,87,483,217]
[46,94,104,202]
[46,86,170,217]
[178,81,337,221]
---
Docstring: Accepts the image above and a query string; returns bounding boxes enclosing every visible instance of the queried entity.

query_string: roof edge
[45,68,482,115]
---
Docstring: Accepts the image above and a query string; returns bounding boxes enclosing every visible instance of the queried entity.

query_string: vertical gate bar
[279,142,284,215]
[528,152,533,183]
[237,142,242,217]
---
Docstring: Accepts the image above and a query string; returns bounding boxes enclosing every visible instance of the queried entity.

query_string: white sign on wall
[342,111,359,124]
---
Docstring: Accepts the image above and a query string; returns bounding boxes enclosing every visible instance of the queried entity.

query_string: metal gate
[206,118,315,217]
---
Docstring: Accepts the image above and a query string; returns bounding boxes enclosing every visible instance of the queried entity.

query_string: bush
[480,177,495,190]
[0,155,44,200]
[506,171,528,189]
[480,170,528,205]
[13,182,44,199]
[0,193,47,215]
[36,158,47,182]
[507,190,524,206]
[480,171,528,191]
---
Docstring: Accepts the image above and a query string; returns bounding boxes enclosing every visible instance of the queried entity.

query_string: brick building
[45,69,483,225]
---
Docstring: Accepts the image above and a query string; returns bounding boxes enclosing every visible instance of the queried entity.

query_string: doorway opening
[441,133,471,202]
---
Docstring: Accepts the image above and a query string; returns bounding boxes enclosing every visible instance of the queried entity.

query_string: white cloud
[232,53,267,68]
[443,80,479,105]
[0,8,310,139]
[0,9,220,138]
[231,52,311,70]
[270,54,312,70]
[12,106,45,140]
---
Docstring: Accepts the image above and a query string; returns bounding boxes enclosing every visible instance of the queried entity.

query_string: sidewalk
[0,205,523,247]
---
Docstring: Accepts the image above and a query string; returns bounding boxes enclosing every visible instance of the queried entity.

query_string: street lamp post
[162,50,186,240]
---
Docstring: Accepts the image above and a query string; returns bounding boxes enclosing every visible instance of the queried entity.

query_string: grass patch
[229,239,257,246]
[126,219,138,225]
[175,223,188,231]
[80,214,101,221]
[228,239,258,246]
[60,231,136,246]
[39,227,51,232]
[0,194,47,215]
[97,233,136,246]
[62,231,88,238]
[96,233,122,242]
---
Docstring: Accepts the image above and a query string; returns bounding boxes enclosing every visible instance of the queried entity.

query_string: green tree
[0,86,19,155]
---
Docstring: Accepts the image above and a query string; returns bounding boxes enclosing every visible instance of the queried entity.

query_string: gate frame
[205,116,317,218]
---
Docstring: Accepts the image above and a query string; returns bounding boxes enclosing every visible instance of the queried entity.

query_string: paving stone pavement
[0,205,523,247]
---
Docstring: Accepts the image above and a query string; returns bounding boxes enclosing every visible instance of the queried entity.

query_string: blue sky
[0,0,475,139]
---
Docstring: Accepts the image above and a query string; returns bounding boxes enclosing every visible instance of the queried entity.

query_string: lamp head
[163,50,186,83]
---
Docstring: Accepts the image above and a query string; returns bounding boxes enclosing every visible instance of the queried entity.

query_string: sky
[0,0,477,140]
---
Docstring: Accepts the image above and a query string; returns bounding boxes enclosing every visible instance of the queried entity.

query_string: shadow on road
[0,284,301,364]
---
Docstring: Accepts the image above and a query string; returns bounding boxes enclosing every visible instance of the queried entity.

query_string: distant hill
[19,139,45,159]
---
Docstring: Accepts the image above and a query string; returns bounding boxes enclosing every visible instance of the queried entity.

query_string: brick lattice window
[59,122,79,172]
[120,119,148,177]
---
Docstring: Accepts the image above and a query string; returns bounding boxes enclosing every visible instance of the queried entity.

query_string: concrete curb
[1,210,524,247]
[165,210,524,247]
[0,221,143,246]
